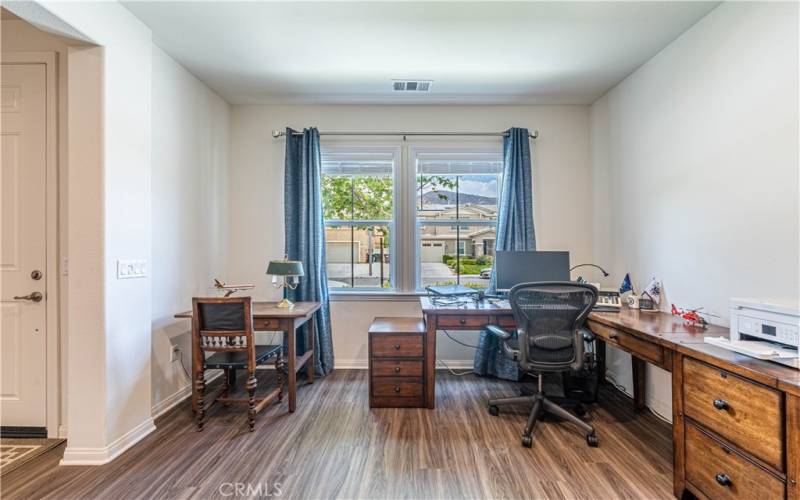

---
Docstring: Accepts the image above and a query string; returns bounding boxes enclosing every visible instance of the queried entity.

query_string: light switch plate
[117,259,147,279]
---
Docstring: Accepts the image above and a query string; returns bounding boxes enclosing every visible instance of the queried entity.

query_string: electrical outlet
[170,345,181,363]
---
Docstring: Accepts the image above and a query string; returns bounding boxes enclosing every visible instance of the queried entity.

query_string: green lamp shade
[267,260,305,276]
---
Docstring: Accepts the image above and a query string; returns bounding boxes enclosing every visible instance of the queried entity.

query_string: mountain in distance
[421,190,496,205]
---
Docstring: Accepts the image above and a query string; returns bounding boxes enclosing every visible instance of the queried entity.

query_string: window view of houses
[322,160,500,290]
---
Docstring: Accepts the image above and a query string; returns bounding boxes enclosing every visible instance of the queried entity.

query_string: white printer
[705,298,799,369]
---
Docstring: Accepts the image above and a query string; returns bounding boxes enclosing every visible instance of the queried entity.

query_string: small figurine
[671,303,709,328]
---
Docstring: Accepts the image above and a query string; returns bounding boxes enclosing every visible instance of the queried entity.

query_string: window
[322,149,397,290]
[415,150,502,290]
[322,146,502,295]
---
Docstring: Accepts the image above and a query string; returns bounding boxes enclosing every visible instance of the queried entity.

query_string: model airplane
[671,303,717,328]
[213,278,255,297]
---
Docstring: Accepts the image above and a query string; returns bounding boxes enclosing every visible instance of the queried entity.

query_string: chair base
[488,377,598,448]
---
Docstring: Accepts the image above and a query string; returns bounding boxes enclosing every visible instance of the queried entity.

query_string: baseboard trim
[333,359,475,370]
[151,370,223,420]
[60,417,156,466]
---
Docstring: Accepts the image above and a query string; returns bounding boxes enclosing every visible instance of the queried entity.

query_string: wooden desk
[586,309,728,411]
[420,298,800,499]
[419,297,720,410]
[175,301,321,412]
[420,297,516,409]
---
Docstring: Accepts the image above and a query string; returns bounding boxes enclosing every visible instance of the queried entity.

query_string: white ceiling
[123,1,720,105]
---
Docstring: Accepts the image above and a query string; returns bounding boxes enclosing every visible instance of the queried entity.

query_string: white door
[1,63,48,429]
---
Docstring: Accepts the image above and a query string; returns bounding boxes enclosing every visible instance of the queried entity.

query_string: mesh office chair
[486,282,599,448]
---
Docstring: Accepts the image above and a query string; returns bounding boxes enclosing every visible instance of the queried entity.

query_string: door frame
[2,51,61,438]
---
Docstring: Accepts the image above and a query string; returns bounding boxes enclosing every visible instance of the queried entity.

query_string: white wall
[8,0,156,463]
[150,45,230,413]
[228,104,594,367]
[590,1,799,419]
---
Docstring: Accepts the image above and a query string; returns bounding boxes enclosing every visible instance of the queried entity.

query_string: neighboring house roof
[467,227,496,238]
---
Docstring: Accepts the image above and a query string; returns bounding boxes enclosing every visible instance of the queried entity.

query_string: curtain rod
[271,129,539,139]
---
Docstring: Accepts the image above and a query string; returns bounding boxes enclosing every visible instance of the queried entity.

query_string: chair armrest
[579,327,595,342]
[485,324,513,340]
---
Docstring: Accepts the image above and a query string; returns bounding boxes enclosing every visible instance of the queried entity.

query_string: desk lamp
[267,257,305,309]
[570,263,610,277]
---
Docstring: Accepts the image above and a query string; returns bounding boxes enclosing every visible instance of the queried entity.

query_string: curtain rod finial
[272,129,283,138]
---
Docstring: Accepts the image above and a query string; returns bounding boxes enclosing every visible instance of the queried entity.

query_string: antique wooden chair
[191,296,285,431]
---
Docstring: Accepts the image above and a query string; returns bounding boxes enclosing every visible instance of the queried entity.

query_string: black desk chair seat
[486,282,599,448]
[205,344,282,370]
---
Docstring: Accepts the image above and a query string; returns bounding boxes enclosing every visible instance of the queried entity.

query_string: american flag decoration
[644,277,662,305]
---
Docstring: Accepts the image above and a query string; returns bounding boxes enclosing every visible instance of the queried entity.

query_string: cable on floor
[440,329,481,349]
[436,358,474,376]
[604,371,672,424]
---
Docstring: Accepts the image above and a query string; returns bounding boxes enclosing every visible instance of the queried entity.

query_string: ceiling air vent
[393,80,432,92]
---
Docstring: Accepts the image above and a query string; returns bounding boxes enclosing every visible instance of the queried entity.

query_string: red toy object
[671,303,708,328]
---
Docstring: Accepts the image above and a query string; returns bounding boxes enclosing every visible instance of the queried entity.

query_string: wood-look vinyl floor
[1,370,673,499]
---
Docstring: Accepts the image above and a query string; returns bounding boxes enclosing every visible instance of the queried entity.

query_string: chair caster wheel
[587,433,599,447]
[574,404,586,417]
[488,405,499,416]
[521,436,533,448]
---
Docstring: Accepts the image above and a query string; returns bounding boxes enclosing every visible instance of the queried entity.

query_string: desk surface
[175,301,321,319]
[419,297,800,395]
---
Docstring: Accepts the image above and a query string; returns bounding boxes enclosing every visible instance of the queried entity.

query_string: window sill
[329,291,423,302]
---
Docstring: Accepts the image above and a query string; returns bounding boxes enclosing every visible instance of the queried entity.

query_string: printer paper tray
[704,337,799,360]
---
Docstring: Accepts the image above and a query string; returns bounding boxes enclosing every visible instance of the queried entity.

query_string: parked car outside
[480,268,492,279]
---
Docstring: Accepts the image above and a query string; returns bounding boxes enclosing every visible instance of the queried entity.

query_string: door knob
[14,292,43,303]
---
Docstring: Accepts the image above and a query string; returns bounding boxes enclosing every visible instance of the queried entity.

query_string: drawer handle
[394,366,401,373]
[609,332,618,339]
[713,399,730,411]
[715,474,732,487]
[394,386,401,393]
[394,344,401,350]
[459,318,467,325]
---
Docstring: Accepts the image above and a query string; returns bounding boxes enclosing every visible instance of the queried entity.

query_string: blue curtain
[473,127,536,380]
[284,127,334,375]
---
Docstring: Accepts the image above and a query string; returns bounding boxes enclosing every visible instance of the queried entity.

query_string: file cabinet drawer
[683,357,784,470]
[685,423,784,500]
[371,378,424,398]
[372,360,423,377]
[371,334,423,358]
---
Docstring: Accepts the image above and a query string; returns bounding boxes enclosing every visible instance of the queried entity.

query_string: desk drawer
[371,334,423,358]
[372,378,424,398]
[496,316,516,328]
[253,318,282,331]
[685,423,785,500]
[593,323,665,367]
[683,357,784,470]
[372,360,423,377]
[437,315,489,329]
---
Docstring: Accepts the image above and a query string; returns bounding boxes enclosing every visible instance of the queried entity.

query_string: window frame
[321,143,503,297]
[321,146,401,294]
[411,147,504,292]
